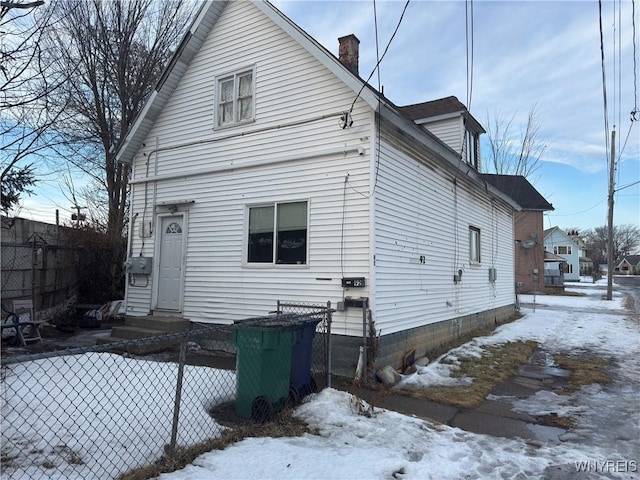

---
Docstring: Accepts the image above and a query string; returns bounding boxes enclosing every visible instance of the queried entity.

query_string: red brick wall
[514,211,545,293]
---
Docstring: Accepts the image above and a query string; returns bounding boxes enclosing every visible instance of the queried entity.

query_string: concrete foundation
[331,305,516,378]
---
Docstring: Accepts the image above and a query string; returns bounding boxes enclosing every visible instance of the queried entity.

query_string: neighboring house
[480,175,554,294]
[617,255,640,275]
[115,0,521,374]
[544,227,580,281]
[543,251,567,290]
[567,229,593,276]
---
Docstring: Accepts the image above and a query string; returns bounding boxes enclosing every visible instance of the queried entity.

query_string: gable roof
[543,227,579,247]
[398,96,485,133]
[115,1,521,212]
[481,174,554,211]
[116,0,381,166]
[619,255,640,266]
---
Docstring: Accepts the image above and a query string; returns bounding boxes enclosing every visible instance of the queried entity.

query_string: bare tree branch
[484,103,547,179]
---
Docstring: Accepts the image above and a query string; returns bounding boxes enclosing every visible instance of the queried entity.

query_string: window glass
[554,245,572,255]
[239,73,253,120]
[469,227,481,263]
[165,222,182,234]
[217,69,254,127]
[276,202,307,264]
[248,206,274,263]
[247,202,307,265]
[219,79,234,124]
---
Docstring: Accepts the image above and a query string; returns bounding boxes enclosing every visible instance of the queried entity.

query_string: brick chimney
[338,34,360,75]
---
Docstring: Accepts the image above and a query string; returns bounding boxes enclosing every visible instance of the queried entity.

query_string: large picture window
[216,67,255,127]
[247,201,307,265]
[469,226,481,263]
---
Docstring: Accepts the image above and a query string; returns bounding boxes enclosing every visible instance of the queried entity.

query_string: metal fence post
[169,333,188,458]
[326,301,332,389]
[362,298,368,383]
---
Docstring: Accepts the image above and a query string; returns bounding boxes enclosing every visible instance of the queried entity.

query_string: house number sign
[342,277,366,288]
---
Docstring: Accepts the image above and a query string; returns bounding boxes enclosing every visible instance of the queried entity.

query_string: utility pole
[606,129,615,301]
[71,205,86,228]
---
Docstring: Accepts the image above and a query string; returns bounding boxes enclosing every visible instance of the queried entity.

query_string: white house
[116,0,521,374]
[544,227,580,281]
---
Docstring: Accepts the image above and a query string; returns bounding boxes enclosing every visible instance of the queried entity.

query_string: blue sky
[14,0,639,231]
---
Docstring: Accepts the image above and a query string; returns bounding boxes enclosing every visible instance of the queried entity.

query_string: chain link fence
[276,300,333,390]
[1,304,332,480]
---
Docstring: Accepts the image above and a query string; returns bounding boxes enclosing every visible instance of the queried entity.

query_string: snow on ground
[156,280,639,480]
[1,354,235,479]
[2,279,639,479]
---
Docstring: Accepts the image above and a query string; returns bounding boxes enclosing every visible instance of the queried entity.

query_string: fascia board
[117,1,224,165]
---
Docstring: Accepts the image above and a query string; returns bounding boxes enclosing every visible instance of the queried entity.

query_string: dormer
[398,96,485,171]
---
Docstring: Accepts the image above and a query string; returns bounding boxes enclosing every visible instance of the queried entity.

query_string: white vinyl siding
[124,0,516,341]
[420,117,463,155]
[125,1,372,334]
[372,125,515,336]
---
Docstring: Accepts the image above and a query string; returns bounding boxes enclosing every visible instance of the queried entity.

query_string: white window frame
[554,245,572,255]
[214,65,256,129]
[465,129,480,169]
[469,226,481,264]
[244,200,309,267]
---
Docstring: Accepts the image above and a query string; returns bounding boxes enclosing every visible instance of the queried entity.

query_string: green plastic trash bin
[233,319,297,421]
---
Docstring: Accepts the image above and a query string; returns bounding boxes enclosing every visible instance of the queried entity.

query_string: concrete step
[125,315,190,333]
[96,335,177,355]
[110,325,166,340]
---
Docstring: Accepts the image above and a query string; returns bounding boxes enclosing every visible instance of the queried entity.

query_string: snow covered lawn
[2,280,639,479]
[155,281,639,480]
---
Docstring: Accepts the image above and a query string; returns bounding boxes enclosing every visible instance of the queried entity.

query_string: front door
[156,215,184,311]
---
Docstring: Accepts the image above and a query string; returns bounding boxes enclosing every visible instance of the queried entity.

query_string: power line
[616,121,636,160]
[615,179,640,192]
[347,0,411,115]
[547,197,607,216]
[632,0,639,120]
[599,0,611,164]
[465,0,474,110]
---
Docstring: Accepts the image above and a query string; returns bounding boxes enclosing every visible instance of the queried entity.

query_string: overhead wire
[346,0,410,116]
[614,0,623,196]
[465,0,474,110]
[344,0,410,198]
[598,0,611,167]
[632,0,638,120]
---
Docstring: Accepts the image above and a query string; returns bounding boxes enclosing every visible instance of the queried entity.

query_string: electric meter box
[127,256,153,275]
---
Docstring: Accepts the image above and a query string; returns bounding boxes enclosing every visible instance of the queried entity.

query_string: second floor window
[465,130,480,169]
[216,67,255,127]
[554,245,572,255]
